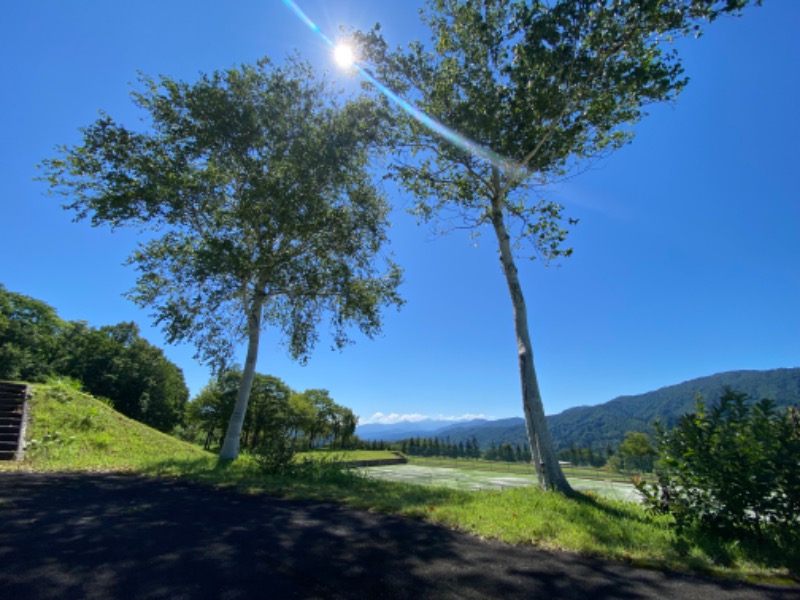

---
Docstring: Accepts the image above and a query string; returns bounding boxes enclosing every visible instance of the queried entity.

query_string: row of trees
[0,284,188,432]
[557,446,610,469]
[392,431,654,470]
[402,436,483,459]
[183,369,356,453]
[367,435,533,462]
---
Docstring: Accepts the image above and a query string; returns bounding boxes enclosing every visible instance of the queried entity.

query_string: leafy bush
[252,430,299,475]
[637,389,800,546]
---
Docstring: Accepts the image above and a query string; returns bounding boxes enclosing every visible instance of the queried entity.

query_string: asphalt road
[0,473,796,599]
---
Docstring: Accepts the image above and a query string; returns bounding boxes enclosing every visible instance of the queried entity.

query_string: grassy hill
[0,380,213,473]
[0,381,397,473]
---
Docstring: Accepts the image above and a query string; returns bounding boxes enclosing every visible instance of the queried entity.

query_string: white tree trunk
[489,194,572,494]
[219,295,264,461]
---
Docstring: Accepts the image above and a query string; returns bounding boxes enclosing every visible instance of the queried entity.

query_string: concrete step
[0,382,27,460]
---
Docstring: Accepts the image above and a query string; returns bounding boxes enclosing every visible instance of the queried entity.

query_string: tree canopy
[0,284,65,382]
[40,56,403,459]
[186,369,357,453]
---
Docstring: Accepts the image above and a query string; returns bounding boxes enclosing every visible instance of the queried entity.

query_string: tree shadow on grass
[569,489,799,579]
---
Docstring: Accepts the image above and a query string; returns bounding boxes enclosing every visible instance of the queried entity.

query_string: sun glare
[334,44,355,68]
[283,0,523,176]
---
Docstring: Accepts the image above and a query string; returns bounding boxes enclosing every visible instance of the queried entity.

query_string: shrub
[252,430,298,475]
[637,389,800,547]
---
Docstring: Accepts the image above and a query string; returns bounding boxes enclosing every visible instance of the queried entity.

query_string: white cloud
[359,412,488,425]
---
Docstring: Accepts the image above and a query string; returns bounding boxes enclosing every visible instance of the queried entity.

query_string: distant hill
[546,368,800,451]
[355,419,488,442]
[432,417,528,449]
[361,368,800,451]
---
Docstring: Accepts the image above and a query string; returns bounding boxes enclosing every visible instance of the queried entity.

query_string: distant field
[408,456,641,484]
[363,463,642,503]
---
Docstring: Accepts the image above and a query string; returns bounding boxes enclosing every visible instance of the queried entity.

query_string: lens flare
[281,0,523,176]
[334,44,355,68]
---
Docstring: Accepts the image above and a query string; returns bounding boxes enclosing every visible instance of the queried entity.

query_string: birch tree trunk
[219,294,264,461]
[489,191,572,493]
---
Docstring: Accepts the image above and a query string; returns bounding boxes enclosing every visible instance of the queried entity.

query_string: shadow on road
[0,473,794,599]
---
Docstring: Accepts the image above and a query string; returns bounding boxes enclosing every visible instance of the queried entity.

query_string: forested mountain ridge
[547,368,800,451]
[359,368,800,452]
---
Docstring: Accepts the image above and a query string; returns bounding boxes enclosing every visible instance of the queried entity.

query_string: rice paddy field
[361,463,642,503]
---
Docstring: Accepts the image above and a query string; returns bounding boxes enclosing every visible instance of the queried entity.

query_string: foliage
[39,56,403,460]
[558,445,609,468]
[0,284,65,381]
[613,432,656,474]
[252,429,298,475]
[548,368,800,453]
[396,435,530,462]
[58,321,189,432]
[185,370,358,453]
[637,389,800,548]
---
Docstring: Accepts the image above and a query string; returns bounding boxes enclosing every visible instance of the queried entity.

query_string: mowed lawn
[361,464,642,503]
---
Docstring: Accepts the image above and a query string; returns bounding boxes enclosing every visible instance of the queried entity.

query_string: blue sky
[1,1,798,425]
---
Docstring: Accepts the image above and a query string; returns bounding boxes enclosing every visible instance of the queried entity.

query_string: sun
[333,44,355,68]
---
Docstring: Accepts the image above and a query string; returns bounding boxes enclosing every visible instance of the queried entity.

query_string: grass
[296,449,400,462]
[2,382,797,586]
[0,381,214,473]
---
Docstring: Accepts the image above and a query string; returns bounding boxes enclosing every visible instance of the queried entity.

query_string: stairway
[0,382,29,460]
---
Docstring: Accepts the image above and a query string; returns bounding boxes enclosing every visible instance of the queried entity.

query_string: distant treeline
[361,434,658,471]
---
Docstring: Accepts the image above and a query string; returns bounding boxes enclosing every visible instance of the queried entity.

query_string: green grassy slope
[0,381,213,472]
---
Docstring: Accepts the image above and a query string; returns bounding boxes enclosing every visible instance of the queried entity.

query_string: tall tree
[40,57,403,459]
[354,0,757,492]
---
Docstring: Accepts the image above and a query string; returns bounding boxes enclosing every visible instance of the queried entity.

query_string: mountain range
[356,368,800,451]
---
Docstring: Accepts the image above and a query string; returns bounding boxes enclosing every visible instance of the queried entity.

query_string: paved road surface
[0,473,796,599]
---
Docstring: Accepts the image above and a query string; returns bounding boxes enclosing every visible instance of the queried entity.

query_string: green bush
[252,430,298,475]
[637,389,800,547]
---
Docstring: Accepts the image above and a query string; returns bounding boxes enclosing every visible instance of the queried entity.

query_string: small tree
[616,432,656,474]
[637,389,800,545]
[40,57,402,460]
